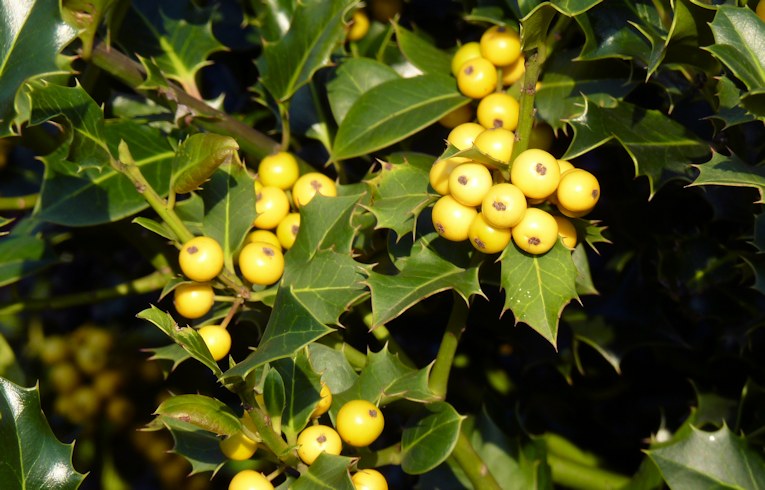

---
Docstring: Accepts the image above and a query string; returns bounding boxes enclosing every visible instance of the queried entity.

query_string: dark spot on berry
[497,26,506,32]
[263,247,275,257]
[474,238,486,249]
[369,409,378,418]
[291,225,299,235]
[435,222,446,234]
[187,246,198,254]
[493,201,506,211]
[592,189,599,199]
[317,434,326,444]
[310,180,322,191]
[535,162,547,176]
[256,192,262,201]
[464,65,474,75]
[493,119,503,128]
[457,175,468,185]
[528,237,541,246]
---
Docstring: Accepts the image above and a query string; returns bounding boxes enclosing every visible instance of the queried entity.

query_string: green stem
[88,41,279,159]
[360,306,416,367]
[356,443,402,468]
[0,194,38,211]
[449,430,502,490]
[245,407,300,467]
[277,101,291,152]
[548,453,630,490]
[428,294,469,399]
[509,49,544,163]
[317,333,368,370]
[0,271,169,315]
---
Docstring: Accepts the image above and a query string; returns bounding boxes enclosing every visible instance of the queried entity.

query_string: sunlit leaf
[172,133,240,194]
[291,453,355,490]
[155,394,241,436]
[574,0,652,64]
[327,58,399,125]
[62,0,118,59]
[690,152,765,203]
[307,343,358,394]
[709,76,757,129]
[393,22,452,75]
[272,350,322,441]
[705,6,765,93]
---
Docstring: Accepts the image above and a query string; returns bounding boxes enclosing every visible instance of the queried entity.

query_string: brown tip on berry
[263,247,275,257]
[457,175,468,185]
[464,65,474,75]
[493,201,506,211]
[317,434,326,443]
[493,119,503,128]
[592,189,599,199]
[291,225,299,235]
[497,26,507,32]
[369,409,378,418]
[473,238,486,249]
[528,237,541,246]
[187,246,198,254]
[256,192,262,201]
[310,180,322,191]
[535,162,547,176]
[435,223,446,234]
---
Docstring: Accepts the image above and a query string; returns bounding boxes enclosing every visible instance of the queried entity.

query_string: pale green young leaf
[172,133,240,194]
[155,394,241,436]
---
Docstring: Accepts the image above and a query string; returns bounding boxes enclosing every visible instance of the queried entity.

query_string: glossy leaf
[647,425,765,489]
[574,0,652,64]
[254,0,295,42]
[0,0,76,136]
[509,0,602,18]
[159,415,225,475]
[394,22,452,75]
[199,162,257,273]
[563,98,710,197]
[137,305,223,377]
[500,241,578,346]
[710,76,756,128]
[367,244,482,328]
[327,58,399,125]
[62,0,118,59]
[706,6,765,93]
[263,367,286,433]
[332,74,468,161]
[256,0,356,101]
[272,350,322,441]
[172,133,240,194]
[660,0,718,73]
[291,453,355,490]
[0,378,86,489]
[307,343,358,394]
[145,343,191,376]
[155,394,241,436]
[690,152,765,203]
[401,402,464,475]
[520,4,556,53]
[121,0,225,94]
[365,153,433,238]
[0,235,55,287]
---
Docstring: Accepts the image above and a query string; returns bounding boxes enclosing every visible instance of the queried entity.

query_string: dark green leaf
[132,217,177,242]
[550,0,603,16]
[172,133,240,194]
[0,235,55,287]
[0,0,76,136]
[394,23,452,75]
[291,453,355,490]
[661,0,718,73]
[520,4,556,53]
[690,152,765,203]
[137,306,223,377]
[256,0,356,101]
[574,0,652,64]
[327,58,399,125]
[145,343,192,376]
[155,394,241,436]
[0,378,86,489]
[253,0,295,43]
[401,402,464,475]
[307,343,358,394]
[159,415,225,475]
[709,76,756,128]
[332,74,468,161]
[572,244,597,296]
[365,153,433,238]
[706,6,765,93]
[199,162,257,272]
[500,240,578,346]
[563,99,710,196]
[62,0,118,59]
[263,367,286,433]
[272,350,322,441]
[647,425,765,489]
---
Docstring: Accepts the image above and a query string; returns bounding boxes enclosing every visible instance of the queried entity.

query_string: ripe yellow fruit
[468,213,512,254]
[438,104,473,129]
[757,0,765,21]
[258,152,299,190]
[254,186,290,230]
[473,127,515,164]
[511,207,559,255]
[198,325,231,361]
[553,215,578,249]
[556,168,600,213]
[500,54,525,86]
[220,431,257,461]
[174,282,215,319]
[297,425,343,464]
[229,470,274,490]
[480,25,521,67]
[348,10,370,41]
[429,158,464,195]
[451,42,482,77]
[456,57,498,99]
[311,382,333,418]
[448,162,493,207]
[276,212,301,250]
[481,183,527,229]
[432,195,478,242]
[447,122,485,155]
[179,236,224,282]
[247,229,282,249]
[238,242,285,286]
[336,399,385,447]
[292,173,337,208]
[352,469,389,490]
[476,92,520,131]
[510,149,561,199]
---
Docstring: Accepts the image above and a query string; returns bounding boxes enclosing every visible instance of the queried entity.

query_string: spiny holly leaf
[436,142,508,171]
[509,0,602,18]
[0,0,77,136]
[62,0,118,59]
[536,50,637,132]
[394,22,452,75]
[367,243,482,328]
[574,0,653,64]
[660,0,718,73]
[400,402,464,475]
[145,343,191,377]
[155,394,240,436]
[327,57,399,125]
[563,98,710,197]
[521,4,555,53]
[137,306,223,377]
[256,0,356,102]
[647,425,765,489]
[365,153,433,238]
[332,74,469,161]
[689,152,765,203]
[0,235,55,287]
[272,350,323,442]
[572,245,597,297]
[710,76,756,129]
[500,240,578,347]
[121,0,225,96]
[172,134,240,194]
[291,453,355,490]
[332,345,438,408]
[307,343,358,394]
[705,6,765,94]
[0,378,86,490]
[158,415,225,475]
[199,162,257,273]
[221,286,334,383]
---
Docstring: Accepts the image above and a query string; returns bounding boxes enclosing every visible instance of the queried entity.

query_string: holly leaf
[327,58,399,125]
[172,133,240,194]
[155,394,241,437]
[332,74,469,161]
[254,0,295,43]
[365,153,433,238]
[367,243,482,328]
[574,0,652,64]
[256,0,356,102]
[158,415,225,475]
[307,343,359,394]
[393,22,452,75]
[563,98,711,197]
[199,162,257,273]
[400,402,464,475]
[121,0,225,96]
[62,0,119,59]
[291,453,355,490]
[647,425,765,489]
[272,350,323,442]
[709,76,756,129]
[0,0,77,136]
[705,6,765,94]
[0,235,56,287]
[690,152,765,203]
[500,240,578,347]
[145,343,191,377]
[0,378,86,490]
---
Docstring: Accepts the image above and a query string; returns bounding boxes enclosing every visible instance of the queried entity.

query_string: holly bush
[2,0,765,489]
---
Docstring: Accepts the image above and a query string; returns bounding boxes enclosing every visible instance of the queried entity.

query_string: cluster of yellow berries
[430,122,600,255]
[172,151,337,362]
[223,385,388,490]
